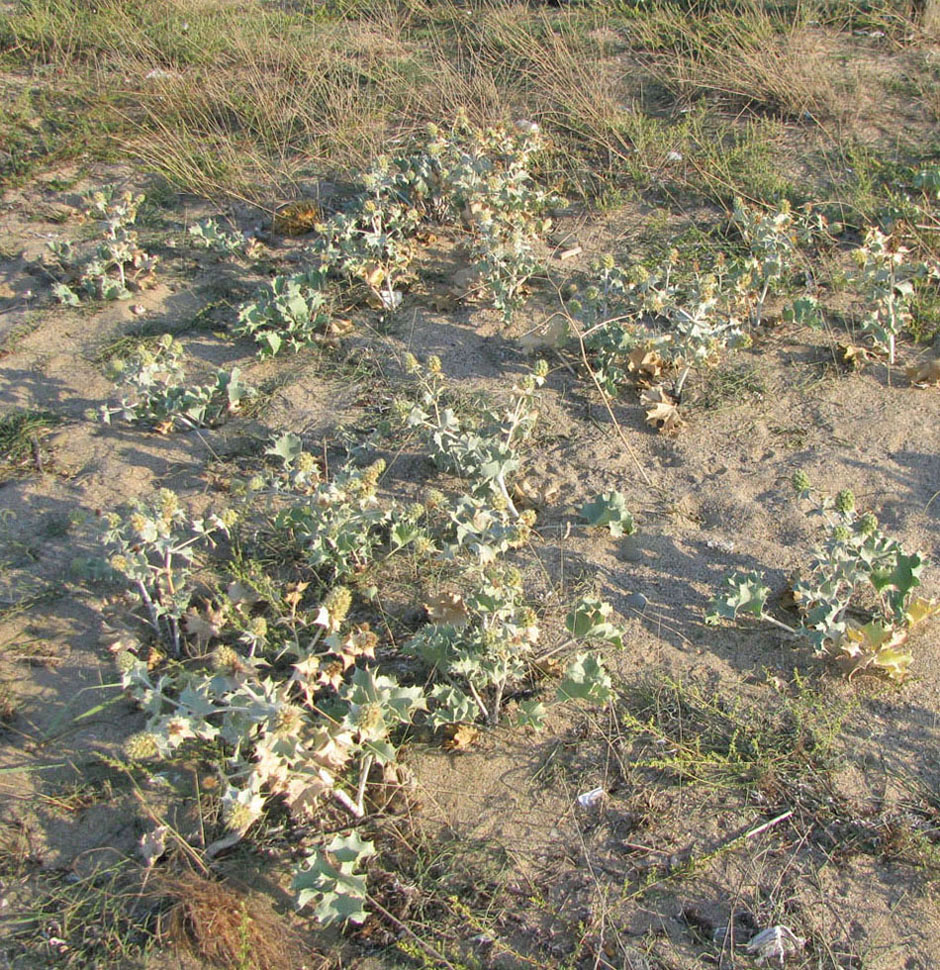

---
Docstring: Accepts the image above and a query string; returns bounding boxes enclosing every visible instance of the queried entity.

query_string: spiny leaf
[705,571,769,624]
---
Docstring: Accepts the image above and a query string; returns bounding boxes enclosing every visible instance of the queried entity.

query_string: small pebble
[625,592,648,611]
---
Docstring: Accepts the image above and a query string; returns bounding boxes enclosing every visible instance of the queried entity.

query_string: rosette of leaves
[99,334,254,432]
[235,269,333,357]
[443,494,535,564]
[575,255,748,405]
[406,566,540,725]
[581,491,636,538]
[402,354,546,516]
[706,476,936,680]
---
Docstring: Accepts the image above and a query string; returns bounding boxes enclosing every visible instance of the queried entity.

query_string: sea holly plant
[405,565,541,726]
[406,566,622,726]
[99,489,235,655]
[706,474,937,681]
[116,591,427,826]
[99,334,255,432]
[399,354,547,516]
[732,198,801,328]
[349,113,559,321]
[47,186,158,304]
[188,217,262,259]
[235,269,336,358]
[269,457,405,583]
[850,227,931,365]
[310,196,421,312]
[571,253,749,411]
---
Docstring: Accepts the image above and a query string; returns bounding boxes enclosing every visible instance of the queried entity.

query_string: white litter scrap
[139,825,168,868]
[577,787,605,808]
[746,925,806,965]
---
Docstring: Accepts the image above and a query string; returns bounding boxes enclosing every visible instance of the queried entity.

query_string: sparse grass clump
[0,408,63,478]
[160,871,305,970]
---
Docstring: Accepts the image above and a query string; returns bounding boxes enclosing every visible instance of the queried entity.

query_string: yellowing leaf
[837,343,872,370]
[183,603,225,647]
[273,200,321,236]
[310,728,355,771]
[831,622,913,682]
[872,646,914,682]
[906,597,940,626]
[284,768,334,817]
[329,317,354,337]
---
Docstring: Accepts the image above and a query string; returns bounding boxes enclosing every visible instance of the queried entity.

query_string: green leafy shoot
[557,653,613,706]
[580,490,636,537]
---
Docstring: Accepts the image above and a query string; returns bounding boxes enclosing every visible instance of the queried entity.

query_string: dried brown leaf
[443,723,481,751]
[837,343,872,370]
[906,358,940,386]
[513,475,562,508]
[641,386,683,434]
[425,591,470,627]
[627,347,664,384]
[273,200,321,236]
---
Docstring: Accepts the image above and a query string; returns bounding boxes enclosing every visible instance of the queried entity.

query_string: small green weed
[0,408,63,477]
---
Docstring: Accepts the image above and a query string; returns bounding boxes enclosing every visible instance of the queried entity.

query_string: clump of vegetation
[707,474,937,680]
[399,354,546,516]
[850,227,933,365]
[99,334,254,431]
[46,187,158,304]
[0,408,62,477]
[99,488,235,656]
[188,217,262,259]
[160,870,304,970]
[99,368,622,926]
[235,270,337,358]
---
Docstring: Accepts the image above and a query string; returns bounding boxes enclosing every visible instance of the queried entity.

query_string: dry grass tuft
[159,870,307,970]
[634,9,858,123]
